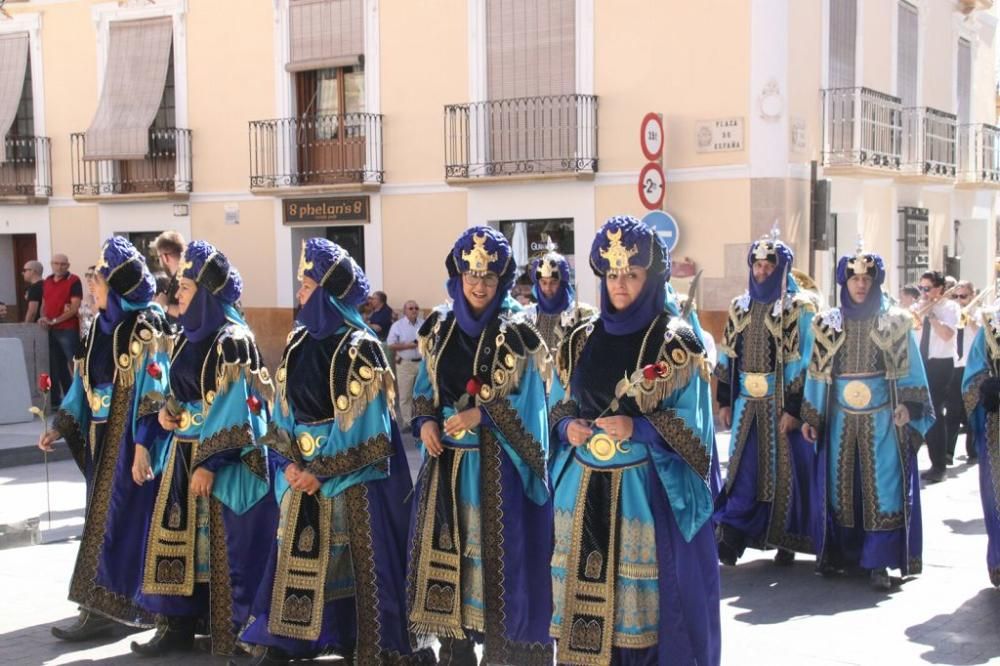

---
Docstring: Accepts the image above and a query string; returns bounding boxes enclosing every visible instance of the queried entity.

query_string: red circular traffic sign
[638,162,665,210]
[640,112,664,161]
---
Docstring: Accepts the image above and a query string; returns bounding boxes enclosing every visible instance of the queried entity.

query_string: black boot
[438,636,478,666]
[50,609,115,642]
[130,616,195,657]
[870,568,892,591]
[716,524,745,566]
[773,548,796,566]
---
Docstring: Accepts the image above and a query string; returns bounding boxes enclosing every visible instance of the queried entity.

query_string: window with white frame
[829,0,857,88]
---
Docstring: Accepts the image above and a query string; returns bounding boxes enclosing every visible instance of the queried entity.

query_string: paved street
[0,434,998,665]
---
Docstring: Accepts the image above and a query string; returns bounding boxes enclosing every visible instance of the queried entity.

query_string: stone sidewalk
[0,439,998,664]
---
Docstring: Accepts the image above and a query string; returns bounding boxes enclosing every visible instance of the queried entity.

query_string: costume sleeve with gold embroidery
[782,297,817,420]
[963,326,991,420]
[52,365,90,473]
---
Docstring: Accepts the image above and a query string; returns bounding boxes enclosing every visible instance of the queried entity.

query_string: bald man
[40,253,82,406]
[22,259,44,323]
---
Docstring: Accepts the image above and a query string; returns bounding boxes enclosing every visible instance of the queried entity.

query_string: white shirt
[954,318,979,368]
[388,316,424,362]
[921,298,959,360]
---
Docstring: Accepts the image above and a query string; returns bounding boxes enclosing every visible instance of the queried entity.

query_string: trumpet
[959,284,995,328]
[913,284,960,322]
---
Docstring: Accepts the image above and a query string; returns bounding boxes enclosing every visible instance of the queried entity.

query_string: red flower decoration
[641,364,659,381]
[246,395,262,415]
[655,361,670,378]
[37,373,51,393]
[466,377,483,396]
[146,362,163,380]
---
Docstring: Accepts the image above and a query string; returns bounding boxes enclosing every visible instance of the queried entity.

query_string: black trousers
[945,364,974,460]
[924,357,955,471]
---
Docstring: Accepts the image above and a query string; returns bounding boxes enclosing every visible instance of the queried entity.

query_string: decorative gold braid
[142,439,198,596]
[834,415,859,528]
[482,398,547,481]
[535,311,562,353]
[742,302,775,373]
[801,399,823,432]
[986,412,1000,526]
[549,399,580,432]
[208,498,237,656]
[643,409,711,479]
[137,391,166,420]
[304,432,393,477]
[870,309,913,380]
[835,413,904,531]
[192,424,254,468]
[343,483,383,663]
[896,386,932,421]
[719,297,752,359]
[53,409,86,472]
[242,447,267,480]
[808,313,847,382]
[965,372,988,420]
[766,426,813,553]
[68,379,155,626]
[412,396,437,422]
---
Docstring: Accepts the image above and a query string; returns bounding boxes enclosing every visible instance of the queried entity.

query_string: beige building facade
[0,0,997,358]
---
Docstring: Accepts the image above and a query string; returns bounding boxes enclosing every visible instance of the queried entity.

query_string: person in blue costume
[548,215,721,666]
[38,236,171,641]
[523,250,597,353]
[801,245,933,591]
[714,233,818,566]
[240,238,435,666]
[408,226,554,665]
[960,285,1000,587]
[129,240,277,656]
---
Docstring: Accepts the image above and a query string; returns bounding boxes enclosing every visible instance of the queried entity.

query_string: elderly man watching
[387,300,424,424]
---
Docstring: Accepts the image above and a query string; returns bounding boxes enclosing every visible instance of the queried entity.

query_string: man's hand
[565,419,593,447]
[190,468,214,498]
[421,420,444,457]
[132,444,153,485]
[38,429,61,453]
[594,416,634,441]
[801,423,818,443]
[718,406,733,429]
[443,408,481,439]
[290,468,321,495]
[893,404,911,428]
[779,413,802,434]
[38,317,50,330]
[158,406,182,431]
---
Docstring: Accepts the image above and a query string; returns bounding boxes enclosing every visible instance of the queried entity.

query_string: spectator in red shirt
[39,254,83,406]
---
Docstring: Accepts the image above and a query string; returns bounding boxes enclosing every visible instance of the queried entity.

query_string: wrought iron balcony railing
[822,87,902,171]
[248,113,383,189]
[71,128,192,197]
[444,94,598,179]
[902,107,957,178]
[958,123,1000,184]
[0,135,51,198]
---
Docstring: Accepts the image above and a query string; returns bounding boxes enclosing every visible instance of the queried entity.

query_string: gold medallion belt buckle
[842,380,872,409]
[743,373,769,398]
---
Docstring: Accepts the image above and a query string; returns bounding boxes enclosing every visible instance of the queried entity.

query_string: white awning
[286,0,364,73]
[0,31,29,161]
[84,17,173,161]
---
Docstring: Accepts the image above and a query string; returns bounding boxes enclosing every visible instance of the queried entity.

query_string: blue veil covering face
[529,252,574,315]
[746,236,795,304]
[589,215,670,335]
[296,237,372,338]
[178,240,246,341]
[445,226,517,337]
[95,236,157,333]
[837,249,886,320]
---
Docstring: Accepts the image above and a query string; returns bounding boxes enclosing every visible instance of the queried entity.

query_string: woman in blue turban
[408,226,554,664]
[548,215,721,665]
[239,238,435,665]
[129,240,277,656]
[38,236,172,641]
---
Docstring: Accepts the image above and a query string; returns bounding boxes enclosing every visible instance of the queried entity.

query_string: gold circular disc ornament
[479,384,493,401]
[276,367,287,383]
[179,410,192,431]
[89,393,102,413]
[671,348,688,365]
[118,353,131,368]
[744,374,768,398]
[842,380,872,409]
[588,434,616,462]
[348,347,359,359]
[130,340,142,356]
[493,369,507,385]
[495,333,506,347]
[336,395,349,411]
[359,366,374,380]
[258,367,271,382]
[139,328,153,341]
[349,380,363,397]
[298,432,323,457]
[504,353,516,369]
[205,390,216,405]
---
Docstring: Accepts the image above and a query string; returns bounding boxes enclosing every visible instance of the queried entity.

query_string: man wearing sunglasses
[387,300,424,423]
[946,281,979,465]
[917,271,960,483]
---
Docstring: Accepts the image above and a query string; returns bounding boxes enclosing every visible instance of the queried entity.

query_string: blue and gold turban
[589,215,670,281]
[837,246,886,320]
[530,251,574,315]
[96,236,155,303]
[746,234,795,304]
[298,237,370,307]
[446,226,515,283]
[179,240,242,304]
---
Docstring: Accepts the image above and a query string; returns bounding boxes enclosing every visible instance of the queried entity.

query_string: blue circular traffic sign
[642,210,680,253]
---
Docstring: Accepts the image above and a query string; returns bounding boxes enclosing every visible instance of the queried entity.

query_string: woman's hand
[594,415,634,441]
[132,444,153,485]
[802,423,818,443]
[290,468,321,495]
[190,467,215,498]
[893,404,911,428]
[38,429,61,453]
[421,420,444,457]
[565,419,593,447]
[779,413,802,434]
[158,406,181,431]
[443,408,481,439]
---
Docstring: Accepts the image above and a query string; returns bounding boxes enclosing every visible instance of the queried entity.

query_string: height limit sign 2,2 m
[638,113,665,211]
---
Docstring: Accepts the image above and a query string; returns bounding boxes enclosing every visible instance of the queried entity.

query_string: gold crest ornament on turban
[538,258,559,279]
[753,241,774,262]
[297,241,313,282]
[599,229,639,272]
[96,245,110,272]
[461,233,499,276]
[847,235,873,275]
[178,254,194,276]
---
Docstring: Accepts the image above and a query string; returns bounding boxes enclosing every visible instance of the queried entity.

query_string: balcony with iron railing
[958,123,1000,187]
[444,94,598,181]
[821,87,902,174]
[71,128,192,200]
[0,135,51,201]
[248,113,383,192]
[901,107,957,180]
